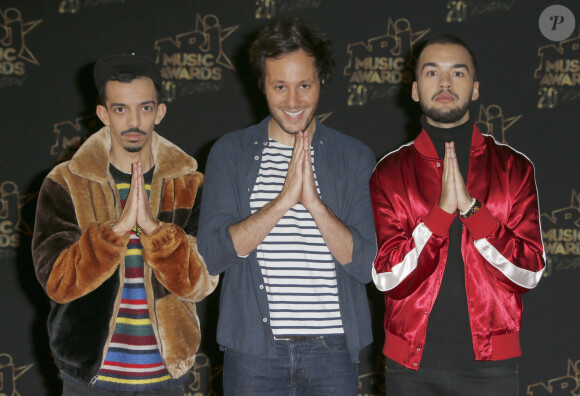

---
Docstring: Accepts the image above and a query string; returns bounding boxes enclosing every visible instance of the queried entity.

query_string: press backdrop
[1,1,579,395]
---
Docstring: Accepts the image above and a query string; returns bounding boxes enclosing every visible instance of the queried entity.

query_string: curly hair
[249,16,335,91]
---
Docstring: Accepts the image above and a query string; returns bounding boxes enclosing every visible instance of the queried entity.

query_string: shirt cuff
[423,204,456,237]
[460,202,499,240]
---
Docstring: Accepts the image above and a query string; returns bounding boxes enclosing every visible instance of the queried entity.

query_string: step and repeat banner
[0,1,578,395]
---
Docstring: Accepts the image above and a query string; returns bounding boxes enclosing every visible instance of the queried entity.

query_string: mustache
[120,128,147,136]
[432,89,459,101]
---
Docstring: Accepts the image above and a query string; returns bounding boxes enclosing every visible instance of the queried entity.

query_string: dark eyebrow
[421,62,470,71]
[269,78,316,83]
[109,100,156,107]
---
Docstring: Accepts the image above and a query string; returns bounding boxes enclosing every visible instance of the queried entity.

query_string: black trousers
[385,361,518,396]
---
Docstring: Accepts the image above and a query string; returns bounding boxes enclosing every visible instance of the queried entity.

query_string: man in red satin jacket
[370,34,545,396]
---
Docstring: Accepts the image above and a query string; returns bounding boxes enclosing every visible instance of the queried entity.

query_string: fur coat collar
[68,126,198,183]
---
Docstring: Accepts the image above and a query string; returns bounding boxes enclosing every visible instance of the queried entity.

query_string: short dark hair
[249,17,335,91]
[99,72,163,105]
[416,34,478,81]
[94,54,162,104]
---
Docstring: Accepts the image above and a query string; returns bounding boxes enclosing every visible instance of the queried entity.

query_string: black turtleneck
[421,115,471,179]
[419,116,504,370]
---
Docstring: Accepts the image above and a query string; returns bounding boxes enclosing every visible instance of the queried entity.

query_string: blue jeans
[223,335,358,396]
[385,360,518,396]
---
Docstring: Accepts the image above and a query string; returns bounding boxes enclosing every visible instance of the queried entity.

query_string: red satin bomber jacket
[370,124,545,370]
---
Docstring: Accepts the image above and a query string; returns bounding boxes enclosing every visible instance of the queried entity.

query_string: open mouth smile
[283,109,305,120]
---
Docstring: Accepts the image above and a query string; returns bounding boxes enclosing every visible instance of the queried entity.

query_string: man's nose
[286,88,299,107]
[438,75,451,89]
[128,110,140,127]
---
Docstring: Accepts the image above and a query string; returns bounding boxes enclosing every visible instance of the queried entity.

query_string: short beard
[421,102,470,125]
[123,145,144,153]
[272,114,314,136]
[121,127,146,153]
[420,89,471,125]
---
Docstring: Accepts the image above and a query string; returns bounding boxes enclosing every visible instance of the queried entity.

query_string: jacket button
[417,347,421,352]
[413,362,417,367]
[436,163,441,167]
[254,156,259,160]
[254,141,258,144]
[259,285,264,290]
[425,311,428,314]
[263,318,268,323]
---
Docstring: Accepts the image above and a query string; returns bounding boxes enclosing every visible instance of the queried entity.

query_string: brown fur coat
[32,126,218,382]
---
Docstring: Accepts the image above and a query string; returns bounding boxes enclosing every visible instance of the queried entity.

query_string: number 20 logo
[537,87,558,109]
[446,1,467,23]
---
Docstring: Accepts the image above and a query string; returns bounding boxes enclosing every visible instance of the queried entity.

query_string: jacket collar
[414,122,485,159]
[68,126,197,183]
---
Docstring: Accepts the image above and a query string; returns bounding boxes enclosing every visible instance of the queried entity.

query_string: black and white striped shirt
[250,139,344,336]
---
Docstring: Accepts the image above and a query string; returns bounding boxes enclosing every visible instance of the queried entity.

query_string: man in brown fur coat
[32,54,218,395]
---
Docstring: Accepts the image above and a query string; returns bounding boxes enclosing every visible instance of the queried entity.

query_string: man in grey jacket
[198,17,377,396]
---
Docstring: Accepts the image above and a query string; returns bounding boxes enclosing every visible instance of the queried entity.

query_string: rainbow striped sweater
[93,166,176,391]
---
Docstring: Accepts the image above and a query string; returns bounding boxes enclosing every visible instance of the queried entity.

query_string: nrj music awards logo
[445,0,515,23]
[474,103,522,144]
[540,190,580,278]
[0,353,34,396]
[343,18,429,106]
[535,5,579,109]
[154,14,238,103]
[527,358,580,396]
[316,112,332,124]
[59,0,127,14]
[254,0,322,20]
[0,181,35,258]
[0,8,41,89]
[51,115,101,162]
[534,31,580,109]
[184,354,222,396]
[357,356,385,395]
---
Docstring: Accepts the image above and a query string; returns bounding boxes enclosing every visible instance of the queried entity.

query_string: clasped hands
[439,142,472,215]
[278,130,322,212]
[111,162,159,236]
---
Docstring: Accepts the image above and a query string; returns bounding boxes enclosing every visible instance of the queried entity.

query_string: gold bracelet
[134,224,143,237]
[144,220,164,237]
[134,221,164,237]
